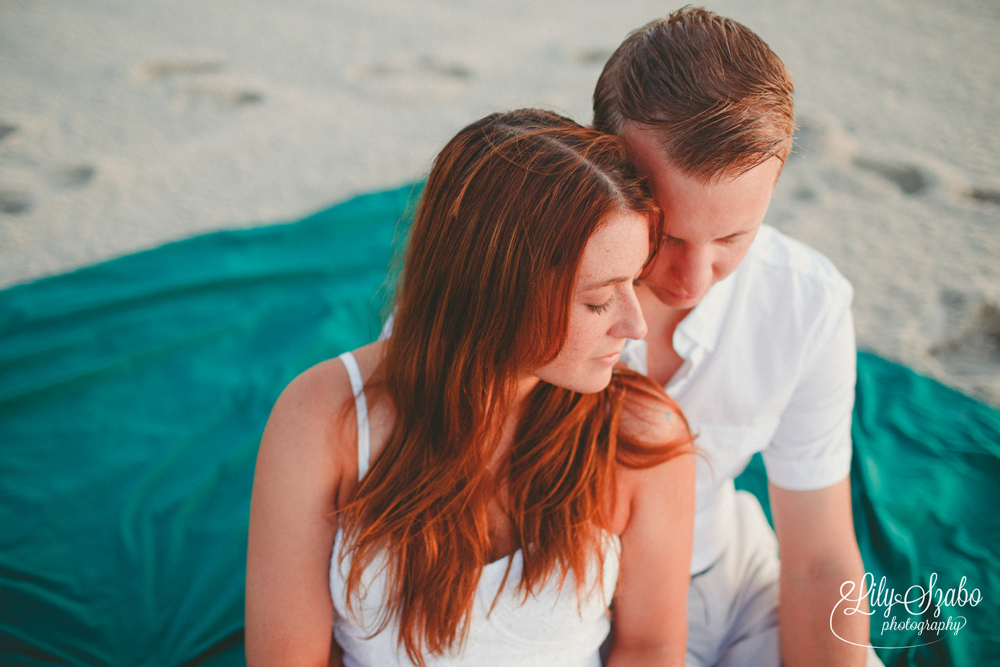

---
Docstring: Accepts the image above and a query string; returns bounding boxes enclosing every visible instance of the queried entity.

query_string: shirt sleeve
[762,288,857,491]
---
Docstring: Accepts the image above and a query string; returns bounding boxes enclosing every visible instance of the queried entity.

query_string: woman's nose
[614,286,648,340]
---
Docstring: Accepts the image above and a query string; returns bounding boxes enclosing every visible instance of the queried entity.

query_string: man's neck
[637,286,691,386]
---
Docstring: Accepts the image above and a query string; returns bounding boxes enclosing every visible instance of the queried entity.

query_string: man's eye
[587,300,611,314]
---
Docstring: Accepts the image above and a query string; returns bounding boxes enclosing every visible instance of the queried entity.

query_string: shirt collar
[674,273,734,354]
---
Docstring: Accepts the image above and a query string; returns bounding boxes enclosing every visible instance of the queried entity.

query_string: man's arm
[760,261,870,664]
[769,477,869,667]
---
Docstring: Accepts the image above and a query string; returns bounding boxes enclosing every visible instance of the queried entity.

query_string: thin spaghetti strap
[337,351,370,481]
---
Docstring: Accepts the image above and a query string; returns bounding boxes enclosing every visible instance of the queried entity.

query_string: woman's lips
[595,350,622,365]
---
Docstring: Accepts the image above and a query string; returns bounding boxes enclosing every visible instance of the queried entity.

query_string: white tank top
[330,351,620,667]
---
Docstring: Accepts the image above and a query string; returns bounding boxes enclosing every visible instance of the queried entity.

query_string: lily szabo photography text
[833,573,983,647]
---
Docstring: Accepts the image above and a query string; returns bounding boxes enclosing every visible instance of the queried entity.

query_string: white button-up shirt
[621,224,856,573]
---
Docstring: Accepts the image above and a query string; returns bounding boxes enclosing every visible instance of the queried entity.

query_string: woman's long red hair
[338,109,692,665]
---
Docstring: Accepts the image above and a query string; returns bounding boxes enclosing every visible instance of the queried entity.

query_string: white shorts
[685,491,883,667]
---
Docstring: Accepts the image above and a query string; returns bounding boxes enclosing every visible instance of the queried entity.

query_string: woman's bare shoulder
[268,358,350,439]
[607,370,694,535]
[270,342,385,428]
[615,370,691,448]
[259,341,387,497]
[349,340,386,379]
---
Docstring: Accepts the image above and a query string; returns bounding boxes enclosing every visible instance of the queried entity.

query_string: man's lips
[657,284,701,303]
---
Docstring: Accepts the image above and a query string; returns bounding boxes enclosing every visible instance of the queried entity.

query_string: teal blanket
[2,185,998,666]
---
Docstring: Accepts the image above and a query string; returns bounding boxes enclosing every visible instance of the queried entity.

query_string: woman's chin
[565,369,615,395]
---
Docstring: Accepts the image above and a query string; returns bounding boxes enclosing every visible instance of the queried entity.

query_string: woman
[245,109,695,666]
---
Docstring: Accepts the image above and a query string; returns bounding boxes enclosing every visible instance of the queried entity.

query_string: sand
[1,0,998,406]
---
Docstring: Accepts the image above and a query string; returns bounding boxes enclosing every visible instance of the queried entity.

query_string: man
[593,8,880,667]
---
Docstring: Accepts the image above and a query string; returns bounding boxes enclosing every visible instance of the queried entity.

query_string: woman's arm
[245,360,355,666]
[606,409,695,667]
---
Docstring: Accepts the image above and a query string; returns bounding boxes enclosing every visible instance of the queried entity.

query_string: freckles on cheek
[560,321,593,358]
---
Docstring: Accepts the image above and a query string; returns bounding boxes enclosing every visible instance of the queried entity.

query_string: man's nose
[671,245,713,296]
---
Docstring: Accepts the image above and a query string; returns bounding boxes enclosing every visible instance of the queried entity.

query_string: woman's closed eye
[587,299,612,314]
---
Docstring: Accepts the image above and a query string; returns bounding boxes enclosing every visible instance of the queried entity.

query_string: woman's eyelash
[587,300,611,314]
